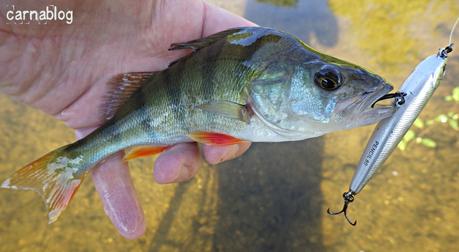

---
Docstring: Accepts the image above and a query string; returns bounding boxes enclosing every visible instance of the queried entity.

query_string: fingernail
[104,198,146,240]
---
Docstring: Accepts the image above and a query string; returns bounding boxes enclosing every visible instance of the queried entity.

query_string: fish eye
[314,66,343,91]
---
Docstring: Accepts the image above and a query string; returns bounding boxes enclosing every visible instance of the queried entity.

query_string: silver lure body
[350,50,448,194]
[327,46,451,225]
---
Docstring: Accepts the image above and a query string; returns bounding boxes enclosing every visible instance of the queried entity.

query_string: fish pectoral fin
[124,146,171,160]
[188,131,245,145]
[196,101,251,123]
[168,28,242,52]
[102,72,156,120]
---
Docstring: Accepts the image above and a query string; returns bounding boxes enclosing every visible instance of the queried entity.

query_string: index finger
[76,129,145,239]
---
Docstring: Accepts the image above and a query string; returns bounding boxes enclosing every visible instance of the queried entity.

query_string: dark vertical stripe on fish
[137,87,155,138]
[202,40,226,102]
[163,67,185,131]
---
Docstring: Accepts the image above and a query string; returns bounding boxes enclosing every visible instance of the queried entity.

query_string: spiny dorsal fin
[168,28,243,52]
[167,27,275,67]
[103,72,154,120]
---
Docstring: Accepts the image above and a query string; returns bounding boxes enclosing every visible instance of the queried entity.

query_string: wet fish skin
[1,27,394,223]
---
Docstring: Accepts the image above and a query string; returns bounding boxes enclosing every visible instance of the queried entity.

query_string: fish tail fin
[1,145,87,223]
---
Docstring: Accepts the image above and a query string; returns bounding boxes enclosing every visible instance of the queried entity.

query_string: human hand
[0,0,254,239]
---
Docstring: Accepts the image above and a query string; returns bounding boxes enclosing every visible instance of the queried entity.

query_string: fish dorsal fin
[196,101,251,123]
[103,72,154,120]
[167,28,243,67]
[168,28,242,52]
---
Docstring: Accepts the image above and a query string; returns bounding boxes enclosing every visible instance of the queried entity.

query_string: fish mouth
[359,83,394,111]
[338,83,395,115]
[356,83,396,123]
[333,82,399,129]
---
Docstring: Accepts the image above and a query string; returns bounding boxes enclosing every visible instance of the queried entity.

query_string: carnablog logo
[5,5,73,24]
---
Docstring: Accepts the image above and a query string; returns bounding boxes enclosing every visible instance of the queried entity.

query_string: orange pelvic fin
[124,146,170,160]
[188,131,243,145]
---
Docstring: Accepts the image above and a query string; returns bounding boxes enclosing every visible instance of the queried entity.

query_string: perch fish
[1,27,396,223]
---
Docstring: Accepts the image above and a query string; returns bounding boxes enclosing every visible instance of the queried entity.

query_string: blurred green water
[0,0,458,251]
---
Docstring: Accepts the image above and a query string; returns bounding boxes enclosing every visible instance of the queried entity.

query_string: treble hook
[327,191,357,226]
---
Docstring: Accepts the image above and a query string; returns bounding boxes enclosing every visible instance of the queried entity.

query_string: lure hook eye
[395,92,407,106]
[439,43,454,59]
[327,191,357,226]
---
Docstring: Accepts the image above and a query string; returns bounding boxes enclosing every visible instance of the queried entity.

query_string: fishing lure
[327,27,457,225]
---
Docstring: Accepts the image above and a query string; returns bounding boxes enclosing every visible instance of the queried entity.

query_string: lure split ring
[371,92,407,108]
[327,191,357,226]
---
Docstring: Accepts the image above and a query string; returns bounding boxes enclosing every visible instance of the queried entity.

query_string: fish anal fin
[103,72,155,120]
[124,146,170,161]
[188,132,244,145]
[1,146,86,224]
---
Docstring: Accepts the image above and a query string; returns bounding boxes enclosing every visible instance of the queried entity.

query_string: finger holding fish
[79,128,250,239]
[201,142,252,165]
[151,142,253,184]
[76,128,146,239]
[91,153,145,240]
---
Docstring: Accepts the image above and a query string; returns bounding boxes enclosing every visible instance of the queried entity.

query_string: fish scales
[84,46,255,156]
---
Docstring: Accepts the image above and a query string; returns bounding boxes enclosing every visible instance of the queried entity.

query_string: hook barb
[327,191,357,226]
